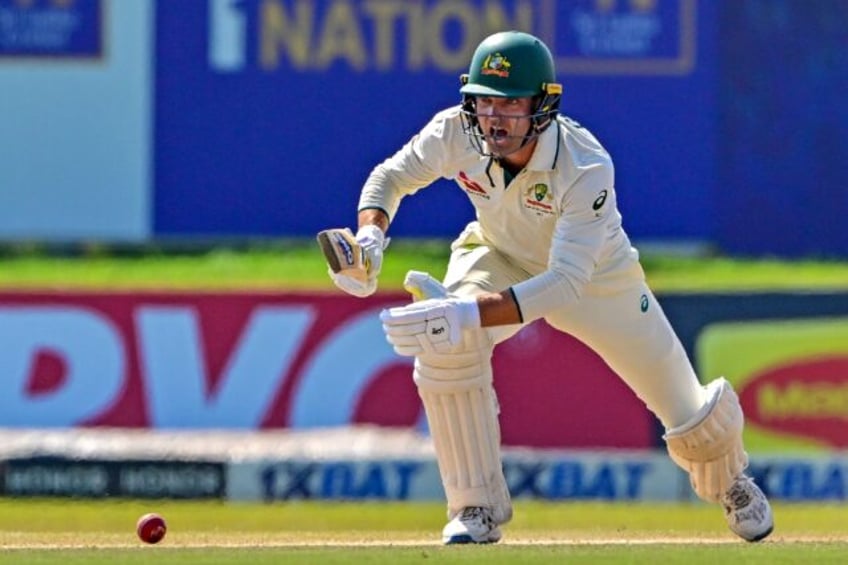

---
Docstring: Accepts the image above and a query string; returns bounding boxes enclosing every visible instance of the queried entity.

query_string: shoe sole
[443,535,499,545]
[743,524,774,543]
[443,528,502,545]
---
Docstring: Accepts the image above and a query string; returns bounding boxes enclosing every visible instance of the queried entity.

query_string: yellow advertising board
[697,317,848,452]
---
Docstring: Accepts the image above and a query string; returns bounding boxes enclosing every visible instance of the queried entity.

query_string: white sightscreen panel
[0,0,152,242]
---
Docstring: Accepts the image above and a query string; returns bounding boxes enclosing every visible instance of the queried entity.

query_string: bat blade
[316,228,368,281]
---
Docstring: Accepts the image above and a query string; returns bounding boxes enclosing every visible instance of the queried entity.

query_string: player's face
[474,96,535,157]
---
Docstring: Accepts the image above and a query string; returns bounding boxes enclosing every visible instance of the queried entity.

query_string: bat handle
[403,270,448,301]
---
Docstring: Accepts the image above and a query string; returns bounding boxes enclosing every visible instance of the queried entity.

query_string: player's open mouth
[489,128,510,144]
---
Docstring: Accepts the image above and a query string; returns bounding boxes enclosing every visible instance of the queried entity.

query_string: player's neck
[500,138,536,175]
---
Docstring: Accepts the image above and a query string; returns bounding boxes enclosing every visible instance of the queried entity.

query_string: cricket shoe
[442,507,502,545]
[722,475,774,542]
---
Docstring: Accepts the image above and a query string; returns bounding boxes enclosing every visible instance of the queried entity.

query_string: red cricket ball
[136,512,167,544]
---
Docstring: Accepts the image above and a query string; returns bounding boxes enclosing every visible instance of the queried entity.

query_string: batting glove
[379,296,480,356]
[331,225,387,297]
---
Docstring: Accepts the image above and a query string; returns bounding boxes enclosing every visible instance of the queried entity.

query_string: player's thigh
[545,283,703,427]
[443,244,527,345]
[545,284,676,369]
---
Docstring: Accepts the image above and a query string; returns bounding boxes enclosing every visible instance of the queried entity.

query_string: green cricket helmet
[459,31,563,157]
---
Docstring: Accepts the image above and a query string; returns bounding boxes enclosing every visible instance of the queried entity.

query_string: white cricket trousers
[443,244,705,429]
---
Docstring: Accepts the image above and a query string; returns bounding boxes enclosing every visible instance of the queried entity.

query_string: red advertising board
[0,291,656,449]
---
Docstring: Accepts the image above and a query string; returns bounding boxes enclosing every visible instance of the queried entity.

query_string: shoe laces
[459,507,492,525]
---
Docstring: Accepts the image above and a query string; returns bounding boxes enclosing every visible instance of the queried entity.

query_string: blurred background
[0,0,846,507]
[3,0,847,256]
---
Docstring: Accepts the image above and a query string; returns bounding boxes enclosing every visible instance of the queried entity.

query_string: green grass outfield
[0,499,846,564]
[1,240,848,292]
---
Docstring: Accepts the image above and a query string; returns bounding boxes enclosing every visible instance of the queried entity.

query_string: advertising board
[697,317,848,451]
[0,290,655,449]
[155,0,715,242]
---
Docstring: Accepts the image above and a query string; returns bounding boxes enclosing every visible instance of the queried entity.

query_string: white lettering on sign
[290,307,403,427]
[0,299,404,429]
[0,307,124,426]
[209,0,247,71]
[136,305,315,428]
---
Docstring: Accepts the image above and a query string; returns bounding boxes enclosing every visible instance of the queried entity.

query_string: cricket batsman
[319,30,773,545]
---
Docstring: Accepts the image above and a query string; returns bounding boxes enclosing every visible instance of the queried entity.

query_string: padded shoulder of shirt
[557,115,612,169]
[420,105,465,139]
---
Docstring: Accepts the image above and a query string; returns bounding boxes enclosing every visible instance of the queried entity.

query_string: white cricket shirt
[358,105,644,322]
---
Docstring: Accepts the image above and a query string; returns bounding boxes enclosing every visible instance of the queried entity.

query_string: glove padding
[318,225,387,297]
[403,270,448,301]
[379,296,480,356]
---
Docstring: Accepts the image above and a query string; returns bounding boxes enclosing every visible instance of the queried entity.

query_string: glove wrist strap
[356,224,387,249]
[454,296,481,329]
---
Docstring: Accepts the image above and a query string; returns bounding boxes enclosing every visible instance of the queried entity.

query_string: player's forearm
[477,289,523,326]
[358,208,389,233]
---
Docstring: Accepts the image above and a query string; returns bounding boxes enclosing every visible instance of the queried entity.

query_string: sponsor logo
[640,294,649,312]
[480,52,511,77]
[334,233,355,266]
[117,462,225,499]
[523,199,554,214]
[0,0,104,58]
[457,171,490,199]
[259,461,425,501]
[0,458,225,499]
[2,459,110,497]
[523,184,555,216]
[0,292,655,449]
[592,189,608,211]
[748,459,848,501]
[504,459,654,500]
[738,356,848,447]
[208,2,534,74]
[233,454,670,502]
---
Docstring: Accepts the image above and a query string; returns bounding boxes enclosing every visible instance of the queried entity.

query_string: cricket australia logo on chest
[522,183,555,216]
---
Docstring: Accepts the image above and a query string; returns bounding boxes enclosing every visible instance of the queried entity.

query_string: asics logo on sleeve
[592,190,608,211]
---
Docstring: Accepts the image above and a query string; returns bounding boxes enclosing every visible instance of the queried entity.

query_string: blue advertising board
[0,0,844,257]
[717,0,848,258]
[0,0,103,58]
[154,0,717,241]
[227,451,683,502]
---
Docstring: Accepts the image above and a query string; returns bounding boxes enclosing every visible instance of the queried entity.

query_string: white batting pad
[414,329,512,525]
[664,377,749,503]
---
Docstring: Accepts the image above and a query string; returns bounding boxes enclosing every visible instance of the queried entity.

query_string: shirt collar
[524,121,561,172]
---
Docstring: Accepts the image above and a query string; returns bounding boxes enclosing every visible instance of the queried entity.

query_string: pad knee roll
[414,329,512,525]
[664,378,749,503]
